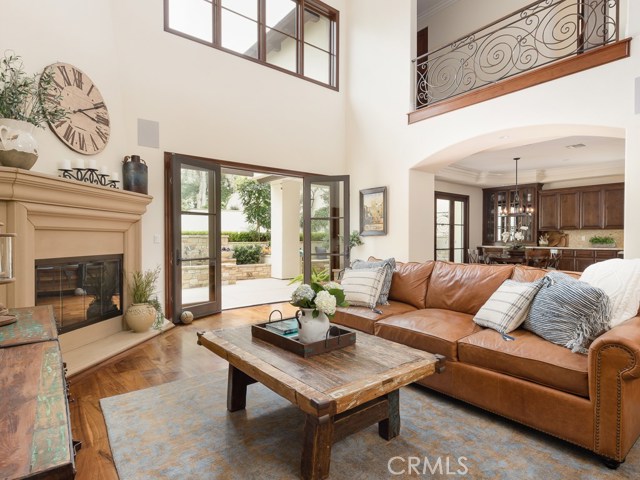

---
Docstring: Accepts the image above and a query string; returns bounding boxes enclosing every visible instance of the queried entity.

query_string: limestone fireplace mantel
[0,167,155,373]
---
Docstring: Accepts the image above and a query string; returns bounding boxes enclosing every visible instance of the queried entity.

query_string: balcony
[410,0,629,123]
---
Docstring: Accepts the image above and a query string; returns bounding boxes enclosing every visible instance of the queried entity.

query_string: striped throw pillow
[524,271,611,354]
[351,257,396,305]
[473,279,544,334]
[341,267,386,309]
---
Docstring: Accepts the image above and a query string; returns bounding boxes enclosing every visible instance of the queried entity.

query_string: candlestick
[99,165,109,175]
[60,159,71,170]
[74,158,84,169]
[88,159,97,170]
[111,172,120,182]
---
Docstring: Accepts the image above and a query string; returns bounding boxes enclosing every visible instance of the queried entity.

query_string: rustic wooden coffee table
[197,326,441,480]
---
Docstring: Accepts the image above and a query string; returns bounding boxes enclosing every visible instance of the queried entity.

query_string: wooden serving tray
[251,321,356,358]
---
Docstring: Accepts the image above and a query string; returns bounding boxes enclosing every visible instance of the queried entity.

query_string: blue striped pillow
[351,258,396,305]
[524,271,611,354]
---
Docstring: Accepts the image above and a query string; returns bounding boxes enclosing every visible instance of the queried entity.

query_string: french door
[303,176,349,282]
[167,154,221,321]
[435,192,469,263]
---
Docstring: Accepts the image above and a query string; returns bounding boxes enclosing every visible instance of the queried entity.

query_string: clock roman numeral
[57,65,72,87]
[43,91,61,105]
[96,113,110,126]
[78,133,86,151]
[72,69,83,90]
[93,102,105,109]
[87,83,95,96]
[96,127,108,144]
[90,135,99,151]
[63,125,76,144]
[54,119,67,129]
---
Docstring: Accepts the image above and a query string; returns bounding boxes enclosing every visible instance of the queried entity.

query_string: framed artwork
[360,187,387,236]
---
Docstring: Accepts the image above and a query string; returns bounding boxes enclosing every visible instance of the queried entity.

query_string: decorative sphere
[180,311,194,324]
[74,288,86,296]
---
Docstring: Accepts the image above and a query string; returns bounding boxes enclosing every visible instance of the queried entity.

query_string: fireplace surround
[0,167,153,366]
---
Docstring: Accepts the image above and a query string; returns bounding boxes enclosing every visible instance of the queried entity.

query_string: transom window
[165,0,339,88]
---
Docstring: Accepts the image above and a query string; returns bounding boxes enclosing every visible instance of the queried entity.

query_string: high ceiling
[455,136,624,174]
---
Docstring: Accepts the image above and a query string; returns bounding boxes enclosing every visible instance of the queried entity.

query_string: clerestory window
[164,0,339,89]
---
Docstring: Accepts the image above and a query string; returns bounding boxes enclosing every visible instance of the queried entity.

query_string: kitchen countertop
[481,245,623,251]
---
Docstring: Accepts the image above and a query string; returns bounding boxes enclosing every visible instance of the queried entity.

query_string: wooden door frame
[163,152,345,320]
[434,191,470,263]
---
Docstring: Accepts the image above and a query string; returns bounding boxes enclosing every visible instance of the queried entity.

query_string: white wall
[435,180,483,250]
[1,0,347,303]
[347,0,640,260]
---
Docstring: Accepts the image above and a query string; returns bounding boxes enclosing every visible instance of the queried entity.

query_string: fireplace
[35,254,123,334]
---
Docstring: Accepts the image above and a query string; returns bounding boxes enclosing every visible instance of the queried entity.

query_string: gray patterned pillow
[351,257,396,305]
[524,271,611,353]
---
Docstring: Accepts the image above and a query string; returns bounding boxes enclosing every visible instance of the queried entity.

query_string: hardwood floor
[67,302,298,479]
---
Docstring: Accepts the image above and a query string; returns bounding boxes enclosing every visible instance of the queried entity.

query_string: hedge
[181,230,327,242]
[233,244,262,264]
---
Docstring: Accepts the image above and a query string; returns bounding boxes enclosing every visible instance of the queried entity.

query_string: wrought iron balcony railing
[414,0,619,110]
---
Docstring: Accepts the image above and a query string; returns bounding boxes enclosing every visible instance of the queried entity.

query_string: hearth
[35,254,123,334]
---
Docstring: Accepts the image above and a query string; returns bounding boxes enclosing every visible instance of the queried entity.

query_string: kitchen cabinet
[482,184,540,245]
[556,248,621,272]
[538,183,624,231]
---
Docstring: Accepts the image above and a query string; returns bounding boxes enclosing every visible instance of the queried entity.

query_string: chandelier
[499,157,534,216]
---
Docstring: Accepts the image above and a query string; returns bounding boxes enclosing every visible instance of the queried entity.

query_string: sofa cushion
[512,265,580,283]
[473,279,544,334]
[458,328,589,397]
[332,301,417,334]
[352,257,396,305]
[425,262,514,315]
[524,271,611,354]
[388,261,435,309]
[340,267,385,309]
[374,308,481,360]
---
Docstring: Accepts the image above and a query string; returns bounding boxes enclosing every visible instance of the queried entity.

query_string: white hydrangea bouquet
[290,282,348,318]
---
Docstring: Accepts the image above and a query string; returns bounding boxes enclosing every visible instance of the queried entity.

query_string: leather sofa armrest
[588,315,640,462]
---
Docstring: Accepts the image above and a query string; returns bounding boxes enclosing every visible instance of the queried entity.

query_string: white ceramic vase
[125,303,156,332]
[0,119,39,170]
[296,308,330,344]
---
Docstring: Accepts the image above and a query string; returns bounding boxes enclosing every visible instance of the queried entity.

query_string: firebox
[35,254,123,334]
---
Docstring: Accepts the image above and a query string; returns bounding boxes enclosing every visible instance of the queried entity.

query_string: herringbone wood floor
[68,302,298,479]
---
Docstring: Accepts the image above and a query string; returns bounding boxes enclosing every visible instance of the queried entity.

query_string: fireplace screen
[35,254,123,334]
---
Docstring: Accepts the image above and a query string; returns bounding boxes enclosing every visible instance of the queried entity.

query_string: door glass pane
[304,8,330,51]
[167,0,213,42]
[436,250,449,261]
[453,249,463,263]
[454,200,464,224]
[454,225,464,248]
[179,163,217,311]
[222,9,258,57]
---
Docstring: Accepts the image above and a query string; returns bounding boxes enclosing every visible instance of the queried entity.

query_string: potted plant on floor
[0,52,67,169]
[125,266,164,332]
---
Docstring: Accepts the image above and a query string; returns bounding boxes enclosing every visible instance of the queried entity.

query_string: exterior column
[270,179,301,279]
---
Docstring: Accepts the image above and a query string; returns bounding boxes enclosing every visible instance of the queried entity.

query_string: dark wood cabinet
[558,191,580,229]
[603,186,624,229]
[538,192,559,230]
[580,189,603,229]
[482,184,539,245]
[556,248,621,272]
[538,183,624,231]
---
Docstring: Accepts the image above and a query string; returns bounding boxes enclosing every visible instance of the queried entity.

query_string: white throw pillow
[341,267,385,309]
[580,259,640,327]
[474,279,544,334]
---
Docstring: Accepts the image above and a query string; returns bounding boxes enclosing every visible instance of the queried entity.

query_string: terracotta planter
[125,303,156,332]
[0,119,39,170]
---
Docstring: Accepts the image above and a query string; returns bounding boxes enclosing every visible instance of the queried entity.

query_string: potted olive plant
[0,52,67,169]
[125,266,164,332]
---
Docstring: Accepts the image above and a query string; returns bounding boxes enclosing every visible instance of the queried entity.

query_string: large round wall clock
[43,62,110,155]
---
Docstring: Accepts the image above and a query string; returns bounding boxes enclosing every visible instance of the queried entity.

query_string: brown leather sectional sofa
[333,260,640,467]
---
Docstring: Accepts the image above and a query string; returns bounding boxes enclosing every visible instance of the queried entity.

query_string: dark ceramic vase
[123,155,148,194]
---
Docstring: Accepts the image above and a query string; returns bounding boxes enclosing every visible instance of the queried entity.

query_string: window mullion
[213,0,221,46]
[258,0,266,62]
[298,0,304,75]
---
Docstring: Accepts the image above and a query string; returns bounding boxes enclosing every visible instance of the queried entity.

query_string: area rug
[101,371,640,479]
